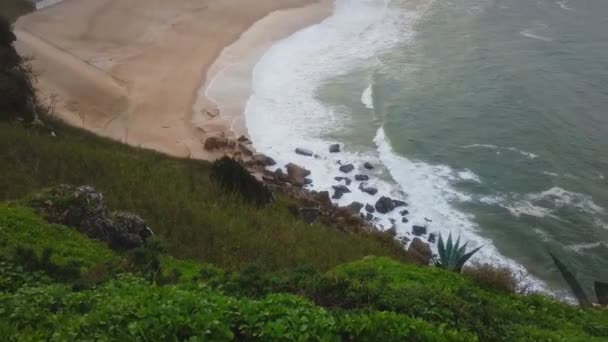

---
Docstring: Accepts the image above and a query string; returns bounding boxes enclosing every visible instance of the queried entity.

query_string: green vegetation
[1,13,37,122]
[1,204,607,341]
[0,0,33,23]
[0,120,406,272]
[435,233,483,272]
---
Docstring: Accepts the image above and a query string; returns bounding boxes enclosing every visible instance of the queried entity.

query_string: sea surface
[245,0,608,296]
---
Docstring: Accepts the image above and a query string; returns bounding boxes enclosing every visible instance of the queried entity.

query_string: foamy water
[244,0,550,291]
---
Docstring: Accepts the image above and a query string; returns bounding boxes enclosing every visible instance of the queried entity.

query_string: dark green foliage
[0,0,34,23]
[595,281,608,306]
[12,246,82,282]
[0,15,37,122]
[435,233,482,272]
[550,251,593,308]
[210,156,273,207]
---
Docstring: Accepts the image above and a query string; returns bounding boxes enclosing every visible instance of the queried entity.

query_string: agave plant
[549,251,608,307]
[435,233,483,272]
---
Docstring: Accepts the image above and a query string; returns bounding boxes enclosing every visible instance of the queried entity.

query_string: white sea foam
[566,242,607,253]
[245,0,548,292]
[555,0,573,11]
[463,144,539,160]
[542,171,559,177]
[520,29,553,42]
[361,84,374,109]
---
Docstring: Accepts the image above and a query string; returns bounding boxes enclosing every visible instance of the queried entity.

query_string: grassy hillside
[1,203,606,341]
[0,120,407,272]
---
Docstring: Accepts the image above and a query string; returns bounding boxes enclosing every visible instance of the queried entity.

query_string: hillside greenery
[2,3,608,340]
[1,204,607,341]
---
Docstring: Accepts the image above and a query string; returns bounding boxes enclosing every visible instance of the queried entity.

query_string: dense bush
[0,15,37,122]
[463,262,519,294]
[210,156,274,207]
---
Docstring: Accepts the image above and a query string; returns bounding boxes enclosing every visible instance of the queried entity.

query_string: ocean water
[245,0,608,296]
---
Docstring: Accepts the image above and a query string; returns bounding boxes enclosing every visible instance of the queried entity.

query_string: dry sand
[14,0,332,159]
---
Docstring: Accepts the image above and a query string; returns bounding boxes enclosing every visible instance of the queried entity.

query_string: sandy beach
[14,0,332,159]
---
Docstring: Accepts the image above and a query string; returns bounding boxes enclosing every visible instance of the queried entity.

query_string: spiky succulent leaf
[594,281,608,306]
[455,245,483,272]
[437,234,447,264]
[549,252,592,308]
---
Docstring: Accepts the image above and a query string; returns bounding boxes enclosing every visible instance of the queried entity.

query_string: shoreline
[197,0,333,140]
[14,0,329,160]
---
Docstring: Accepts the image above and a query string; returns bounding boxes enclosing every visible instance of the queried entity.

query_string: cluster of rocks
[25,185,154,251]
[208,140,437,264]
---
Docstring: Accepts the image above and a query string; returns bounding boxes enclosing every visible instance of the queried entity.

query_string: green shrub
[463,263,518,294]
[0,16,37,122]
[210,156,273,207]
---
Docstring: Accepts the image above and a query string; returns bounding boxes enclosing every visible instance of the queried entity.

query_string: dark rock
[365,204,375,213]
[407,238,433,265]
[386,225,397,237]
[336,177,352,186]
[399,209,409,216]
[389,218,396,224]
[398,236,411,248]
[425,217,433,223]
[412,225,427,236]
[295,148,314,157]
[365,213,374,221]
[237,135,252,144]
[339,164,355,173]
[329,144,341,153]
[346,201,364,214]
[314,191,332,208]
[238,143,254,157]
[393,199,407,207]
[304,178,313,185]
[428,233,437,244]
[286,163,311,187]
[274,168,289,183]
[364,162,374,170]
[110,212,154,250]
[252,153,276,166]
[401,217,409,224]
[359,183,378,196]
[354,174,369,181]
[332,185,351,199]
[25,185,153,251]
[375,196,396,214]
[204,136,234,150]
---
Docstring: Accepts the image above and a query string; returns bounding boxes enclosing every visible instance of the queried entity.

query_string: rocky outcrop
[364,162,374,170]
[339,164,355,173]
[332,185,351,199]
[359,183,378,196]
[286,163,311,187]
[329,144,341,153]
[251,153,276,167]
[346,201,364,214]
[335,177,352,186]
[412,225,427,236]
[407,238,433,265]
[365,204,375,213]
[375,196,396,214]
[25,185,154,251]
[295,148,314,157]
[354,174,369,181]
[204,136,235,150]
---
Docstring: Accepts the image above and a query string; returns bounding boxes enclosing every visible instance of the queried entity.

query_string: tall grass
[0,121,406,271]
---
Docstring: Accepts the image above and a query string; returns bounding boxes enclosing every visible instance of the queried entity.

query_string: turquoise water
[246,0,608,295]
